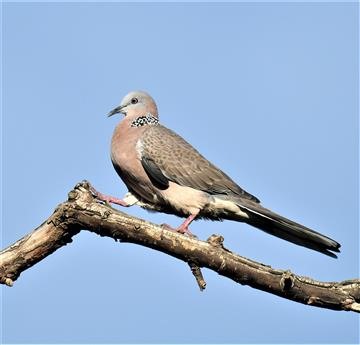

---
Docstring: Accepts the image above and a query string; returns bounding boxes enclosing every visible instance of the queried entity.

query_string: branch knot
[207,234,224,248]
[280,270,295,291]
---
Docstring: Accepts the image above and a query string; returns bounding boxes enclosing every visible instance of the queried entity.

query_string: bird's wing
[140,124,260,203]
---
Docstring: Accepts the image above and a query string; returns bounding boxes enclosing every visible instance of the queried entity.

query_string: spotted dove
[102,91,340,258]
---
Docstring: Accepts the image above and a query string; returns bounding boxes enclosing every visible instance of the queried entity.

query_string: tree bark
[1,181,359,313]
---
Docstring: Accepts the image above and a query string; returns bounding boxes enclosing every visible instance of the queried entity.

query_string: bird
[96,90,341,258]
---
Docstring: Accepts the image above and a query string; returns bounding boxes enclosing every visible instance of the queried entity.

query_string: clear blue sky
[2,1,359,344]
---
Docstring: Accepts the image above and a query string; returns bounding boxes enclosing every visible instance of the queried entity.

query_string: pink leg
[89,185,129,207]
[162,213,198,236]
[177,214,197,234]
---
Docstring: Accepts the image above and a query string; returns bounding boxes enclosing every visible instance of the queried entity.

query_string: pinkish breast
[110,119,158,202]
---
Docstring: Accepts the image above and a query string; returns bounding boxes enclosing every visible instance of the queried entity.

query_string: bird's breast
[111,122,156,200]
[111,123,139,170]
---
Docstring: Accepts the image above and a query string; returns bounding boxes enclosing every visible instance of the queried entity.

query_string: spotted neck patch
[131,113,159,127]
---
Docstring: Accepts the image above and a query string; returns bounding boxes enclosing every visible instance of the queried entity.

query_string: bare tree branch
[1,181,359,313]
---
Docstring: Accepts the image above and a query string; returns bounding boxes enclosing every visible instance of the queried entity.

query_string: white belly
[159,182,209,215]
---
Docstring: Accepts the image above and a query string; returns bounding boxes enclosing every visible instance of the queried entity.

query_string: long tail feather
[235,200,341,258]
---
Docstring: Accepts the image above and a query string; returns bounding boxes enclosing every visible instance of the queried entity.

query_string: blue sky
[2,1,359,344]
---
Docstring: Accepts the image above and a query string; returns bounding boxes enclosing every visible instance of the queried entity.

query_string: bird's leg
[89,185,129,207]
[162,213,198,237]
[177,214,197,234]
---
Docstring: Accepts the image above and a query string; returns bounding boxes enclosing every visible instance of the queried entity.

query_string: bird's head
[108,91,159,119]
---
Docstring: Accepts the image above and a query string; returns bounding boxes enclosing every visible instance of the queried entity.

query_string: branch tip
[188,262,206,291]
[1,277,14,287]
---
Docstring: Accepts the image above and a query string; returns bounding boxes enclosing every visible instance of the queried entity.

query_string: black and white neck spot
[131,113,159,127]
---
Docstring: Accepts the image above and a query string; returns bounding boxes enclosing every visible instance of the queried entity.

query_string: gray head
[108,91,159,118]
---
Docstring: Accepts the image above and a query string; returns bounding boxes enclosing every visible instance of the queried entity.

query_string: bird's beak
[108,105,125,117]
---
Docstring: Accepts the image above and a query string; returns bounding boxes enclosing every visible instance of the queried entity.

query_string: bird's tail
[233,200,341,258]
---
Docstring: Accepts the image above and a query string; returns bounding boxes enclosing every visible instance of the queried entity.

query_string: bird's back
[140,124,260,202]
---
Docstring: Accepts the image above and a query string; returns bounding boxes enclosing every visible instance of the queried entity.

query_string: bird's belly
[157,187,250,220]
[158,182,209,216]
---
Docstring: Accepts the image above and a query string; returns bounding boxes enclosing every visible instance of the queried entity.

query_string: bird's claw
[89,185,100,199]
[161,223,197,238]
[88,184,129,207]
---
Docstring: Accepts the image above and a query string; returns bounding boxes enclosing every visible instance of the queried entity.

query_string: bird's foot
[89,185,129,207]
[161,214,198,237]
[161,223,197,238]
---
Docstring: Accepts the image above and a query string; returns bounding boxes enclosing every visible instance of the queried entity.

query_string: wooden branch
[1,181,359,313]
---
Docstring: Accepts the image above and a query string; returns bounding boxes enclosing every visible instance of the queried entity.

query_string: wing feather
[140,125,260,203]
[141,156,169,189]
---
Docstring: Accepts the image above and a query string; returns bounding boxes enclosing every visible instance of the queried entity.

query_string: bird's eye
[131,98,138,104]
